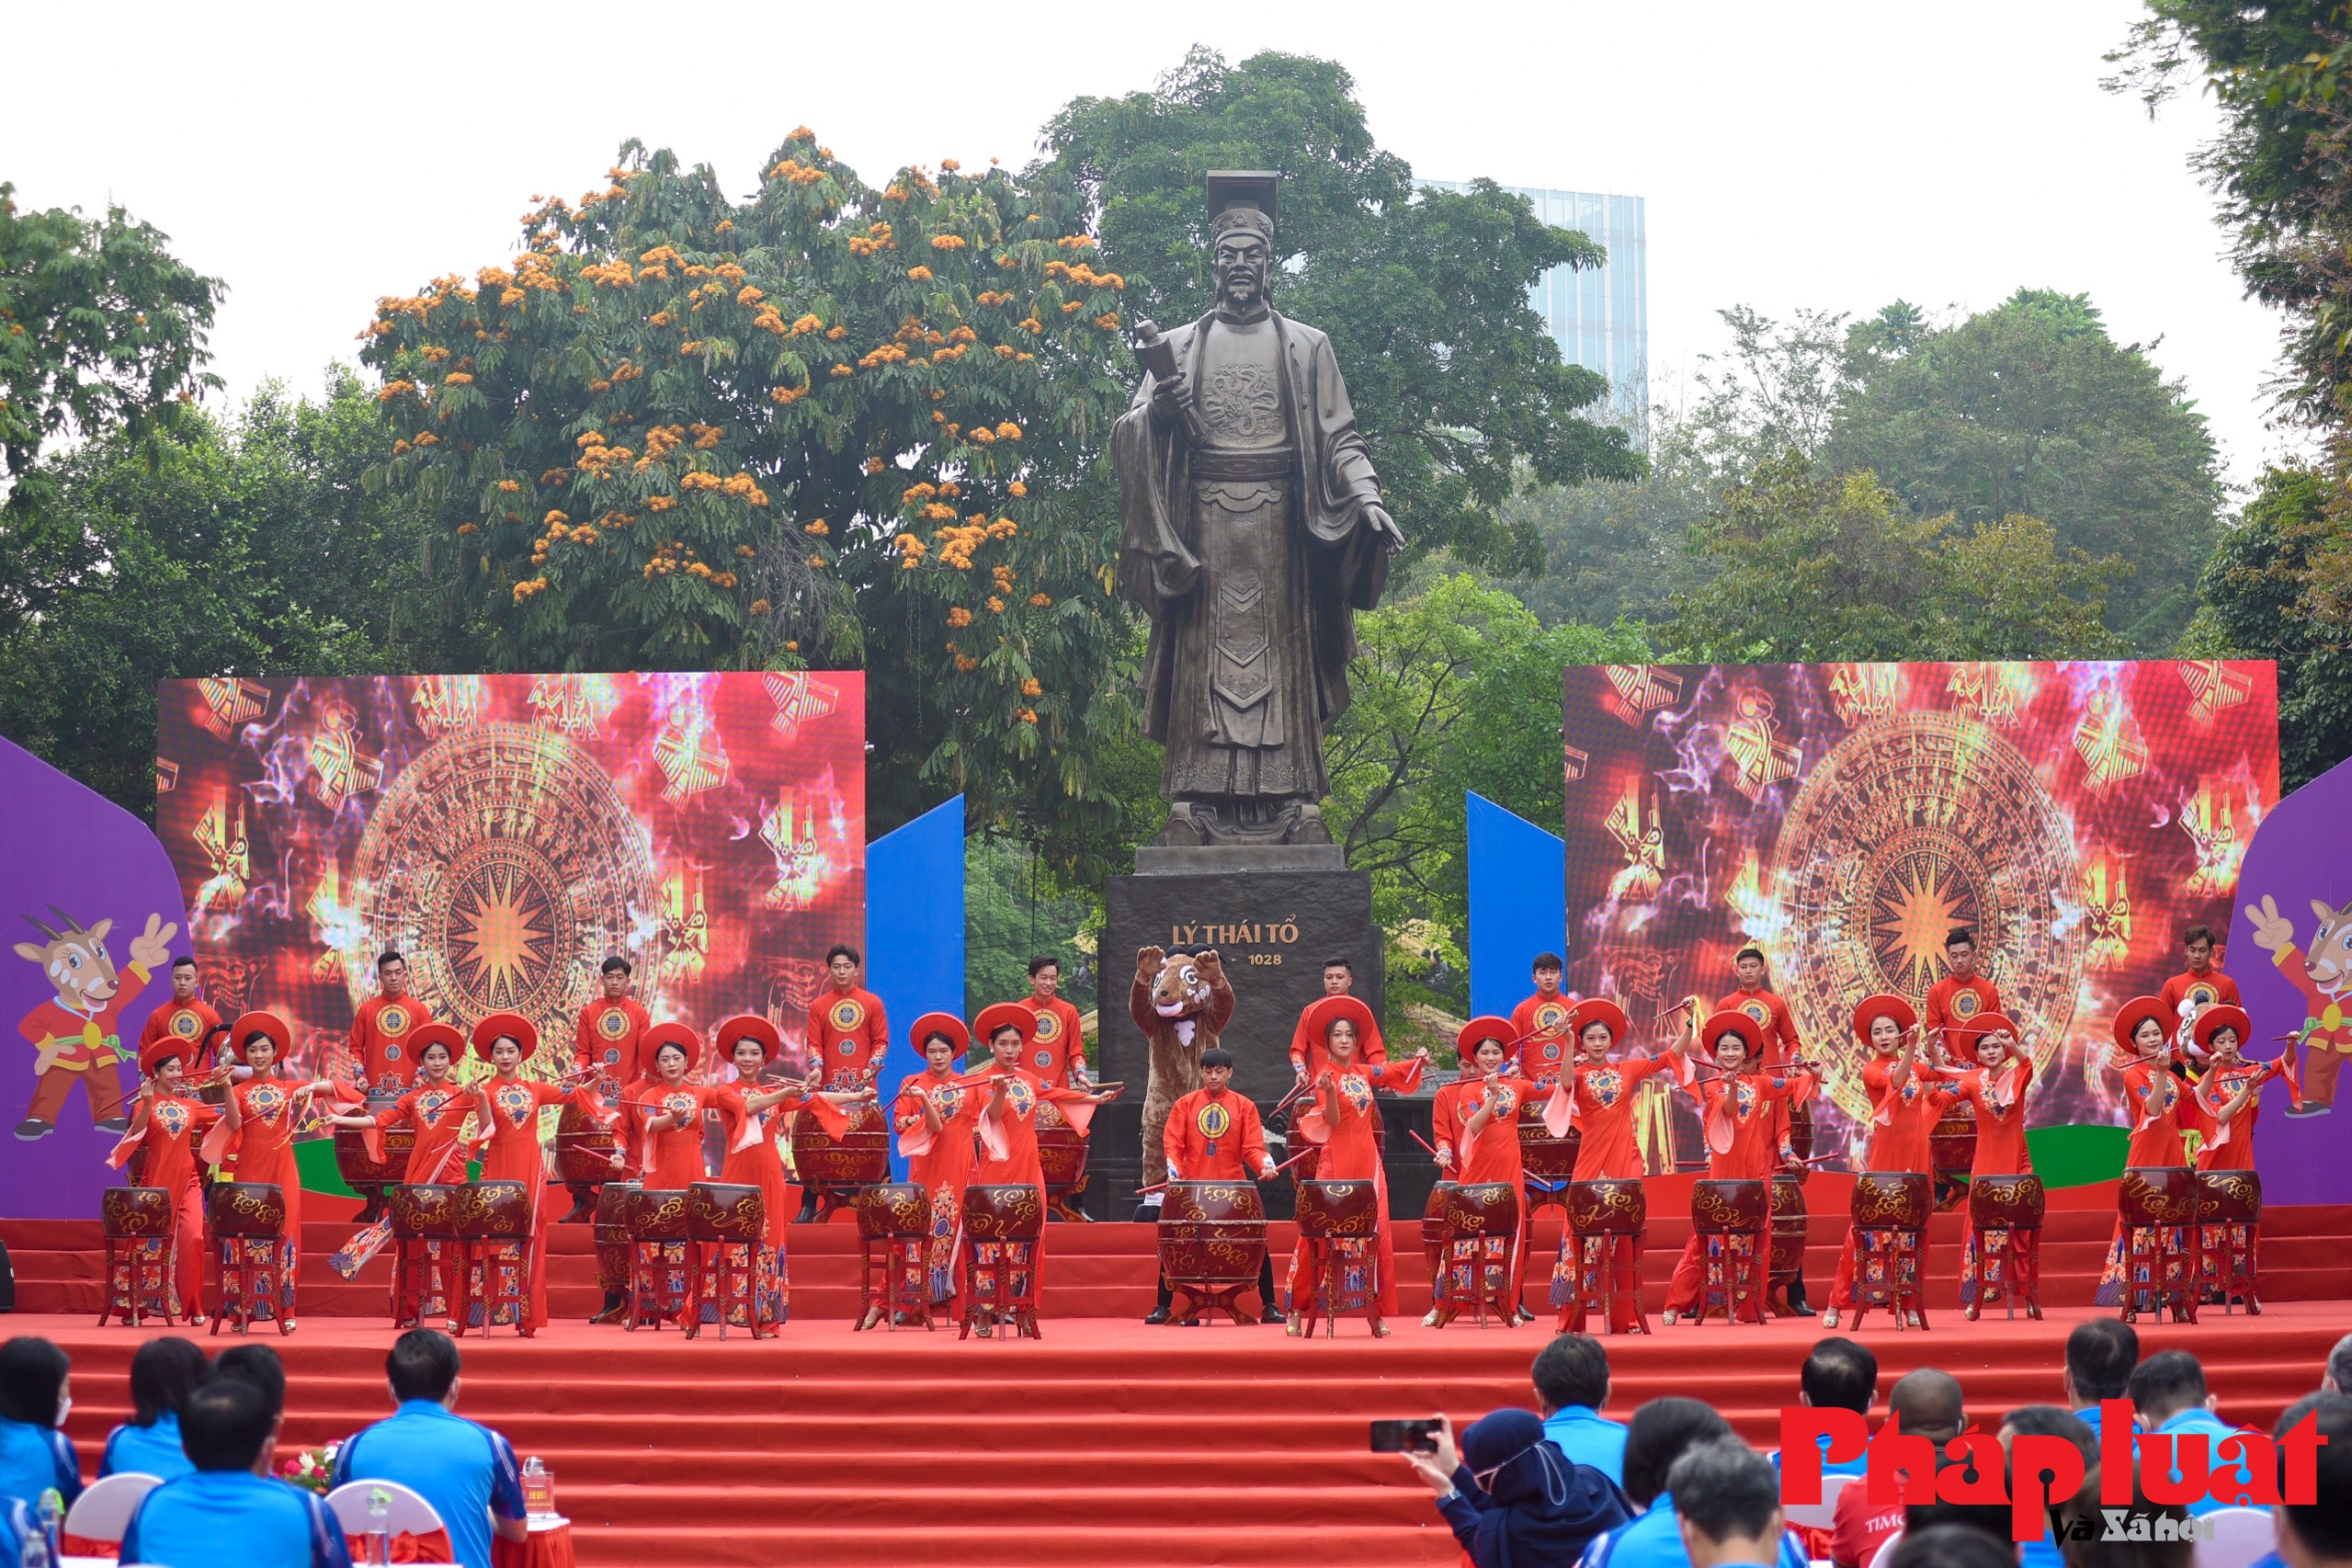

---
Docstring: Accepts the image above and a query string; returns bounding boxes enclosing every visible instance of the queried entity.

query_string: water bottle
[19,1529,48,1568]
[33,1491,58,1566]
[367,1486,392,1566]
[522,1455,555,1518]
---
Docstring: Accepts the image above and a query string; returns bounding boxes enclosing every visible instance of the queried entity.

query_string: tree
[0,184,224,516]
[1828,289,2224,652]
[1666,452,2128,664]
[2185,466,2352,789]
[963,835,1096,1019]
[0,370,437,819]
[1688,304,1856,475]
[358,135,1145,870]
[1036,47,1642,576]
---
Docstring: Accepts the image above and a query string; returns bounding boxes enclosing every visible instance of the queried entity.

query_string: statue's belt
[1193,446,1293,481]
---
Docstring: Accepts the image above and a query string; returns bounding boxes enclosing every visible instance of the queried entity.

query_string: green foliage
[963,835,1096,1019]
[1829,288,2223,651]
[2189,466,2352,790]
[1037,47,1642,576]
[1494,409,1721,629]
[1666,453,2127,664]
[1326,574,1645,988]
[0,184,224,514]
[358,136,1144,870]
[0,371,437,818]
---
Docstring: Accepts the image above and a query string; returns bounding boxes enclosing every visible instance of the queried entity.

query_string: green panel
[2025,1123,2129,1187]
[291,1136,479,1196]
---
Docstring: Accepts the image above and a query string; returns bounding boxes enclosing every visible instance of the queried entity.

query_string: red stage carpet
[8,1193,2351,1567]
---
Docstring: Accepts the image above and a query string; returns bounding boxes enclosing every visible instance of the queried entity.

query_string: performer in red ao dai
[1544,997,1679,1331]
[967,1005,1120,1335]
[467,1012,611,1337]
[108,1038,223,1324]
[1660,1010,1814,1325]
[2187,1005,2280,1307]
[1510,953,1577,1086]
[891,1014,981,1327]
[630,1022,724,1325]
[1926,1013,2036,1318]
[319,1022,476,1327]
[1149,1045,1284,1325]
[204,1011,336,1332]
[710,1014,871,1335]
[2096,995,2196,1317]
[1426,1017,1534,1326]
[1822,994,1954,1329]
[1286,995,1427,1337]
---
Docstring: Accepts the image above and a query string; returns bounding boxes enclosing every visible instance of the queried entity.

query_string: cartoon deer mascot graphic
[2245,893,2348,1115]
[1130,946,1234,1210]
[13,908,176,1139]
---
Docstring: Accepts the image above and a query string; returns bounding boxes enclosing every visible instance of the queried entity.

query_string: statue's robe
[1113,306,1390,812]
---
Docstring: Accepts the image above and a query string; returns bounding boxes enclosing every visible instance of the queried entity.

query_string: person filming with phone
[1388,1408,1631,1567]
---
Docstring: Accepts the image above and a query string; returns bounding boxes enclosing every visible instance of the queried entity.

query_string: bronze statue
[1113,171,1403,849]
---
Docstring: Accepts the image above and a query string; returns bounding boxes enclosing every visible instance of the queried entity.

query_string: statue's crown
[1205,169,1278,245]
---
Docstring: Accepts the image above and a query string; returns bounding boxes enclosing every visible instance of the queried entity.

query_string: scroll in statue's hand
[1150,368,1193,426]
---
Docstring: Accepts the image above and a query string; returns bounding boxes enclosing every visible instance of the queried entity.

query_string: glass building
[1426,182,1649,437]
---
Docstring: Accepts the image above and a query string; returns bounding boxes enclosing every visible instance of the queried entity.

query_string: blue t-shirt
[0,1415,80,1512]
[102,1413,195,1480]
[333,1401,526,1568]
[119,1471,351,1568]
[1544,1406,1630,1483]
[1583,1491,1812,1568]
[2152,1408,2256,1513]
[1772,1431,1872,1480]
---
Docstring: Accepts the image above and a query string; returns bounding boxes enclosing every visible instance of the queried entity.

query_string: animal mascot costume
[1131,946,1235,1213]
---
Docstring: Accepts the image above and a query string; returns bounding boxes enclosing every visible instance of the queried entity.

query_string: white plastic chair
[324,1477,448,1539]
[1784,1472,1854,1532]
[2195,1506,2275,1568]
[62,1471,162,1541]
[1869,1531,1904,1568]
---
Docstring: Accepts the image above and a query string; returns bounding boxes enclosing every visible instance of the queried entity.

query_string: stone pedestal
[1089,847,1386,1218]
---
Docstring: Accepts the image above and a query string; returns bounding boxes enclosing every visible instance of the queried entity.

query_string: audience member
[333,1329,528,1568]
[1891,1525,2022,1568]
[1402,1408,1631,1568]
[118,1378,351,1568]
[212,1341,286,1423]
[1584,1400,1808,1568]
[1782,1337,1879,1478]
[2056,1467,2187,1568]
[1672,1440,1789,1568]
[2125,1350,2255,1512]
[1831,1369,1964,1568]
[0,1335,80,1513]
[1905,1455,2019,1560]
[2062,1321,2139,1442]
[2261,1392,2352,1568]
[2324,1335,2352,1396]
[101,1335,209,1480]
[1999,1406,2098,1568]
[1534,1333,1629,1482]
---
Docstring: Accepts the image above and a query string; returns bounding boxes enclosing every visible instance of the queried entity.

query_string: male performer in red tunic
[1017,956,1090,1088]
[1289,957,1383,1082]
[1716,943,1810,1310]
[1147,1046,1283,1325]
[1923,927,2001,1068]
[565,955,651,1221]
[350,949,426,1090]
[139,957,222,1074]
[797,942,889,1221]
[2159,924,2242,1078]
[1510,953,1577,1086]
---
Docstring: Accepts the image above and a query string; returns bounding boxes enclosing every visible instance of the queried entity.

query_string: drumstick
[1267,1146,1317,1178]
[1653,996,1699,1021]
[1410,1131,1443,1159]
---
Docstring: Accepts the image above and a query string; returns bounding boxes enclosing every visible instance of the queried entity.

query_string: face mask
[53,1397,70,1429]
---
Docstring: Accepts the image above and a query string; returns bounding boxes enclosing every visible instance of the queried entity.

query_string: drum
[208,1182,286,1238]
[1767,1173,1808,1282]
[1034,1099,1088,1205]
[333,1089,413,1189]
[687,1181,767,1244]
[1158,1181,1267,1288]
[1294,1179,1380,1239]
[854,1183,933,1241]
[458,1180,531,1240]
[1516,1099,1581,1185]
[555,1100,625,1186]
[593,1179,639,1287]
[2193,1169,2261,1225]
[1787,1098,1815,1163]
[1690,1178,1767,1236]
[790,1101,889,1190]
[2119,1166,2198,1228]
[1930,1108,1977,1198]
[102,1187,174,1239]
[1852,1172,1933,1231]
[1566,1177,1645,1235]
[961,1184,1045,1243]
[1971,1173,2047,1231]
[628,1187,691,1244]
[1442,1181,1519,1240]
[1421,1182,1453,1266]
[389,1184,463,1240]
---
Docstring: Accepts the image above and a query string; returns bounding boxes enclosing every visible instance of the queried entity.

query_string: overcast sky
[4,1,2301,488]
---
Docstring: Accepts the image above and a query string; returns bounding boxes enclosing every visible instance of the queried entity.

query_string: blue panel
[865,795,965,1178]
[1466,791,1567,1021]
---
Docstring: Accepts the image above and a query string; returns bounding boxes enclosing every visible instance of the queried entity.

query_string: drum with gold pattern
[790,1100,889,1192]
[1158,1180,1267,1289]
[1294,1180,1380,1239]
[961,1184,1045,1243]
[389,1183,463,1240]
[102,1187,174,1239]
[333,1089,413,1190]
[2194,1169,2260,1224]
[555,1100,625,1187]
[854,1182,933,1241]
[1767,1173,1808,1284]
[1035,1098,1088,1212]
[627,1187,691,1244]
[1929,1108,1977,1203]
[687,1181,767,1244]
[1853,1171,1933,1231]
[2119,1165,2198,1228]
[1442,1181,1519,1241]
[1421,1181,1453,1268]
[208,1182,286,1239]
[1516,1099,1581,1186]
[592,1179,638,1288]
[1567,1177,1646,1236]
[457,1180,531,1240]
[1691,1178,1767,1237]
[1971,1173,2046,1231]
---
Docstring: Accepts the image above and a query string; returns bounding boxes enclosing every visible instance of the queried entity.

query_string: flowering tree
[360,135,1140,849]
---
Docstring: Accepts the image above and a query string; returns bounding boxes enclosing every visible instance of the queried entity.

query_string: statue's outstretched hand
[1363,503,1404,553]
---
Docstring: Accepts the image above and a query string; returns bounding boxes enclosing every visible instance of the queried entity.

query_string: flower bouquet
[282,1442,339,1495]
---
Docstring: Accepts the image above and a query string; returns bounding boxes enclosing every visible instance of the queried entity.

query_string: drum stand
[1962,1220,2041,1322]
[2118,1221,2198,1324]
[960,1238,1041,1340]
[99,1189,176,1329]
[213,1230,287,1336]
[1567,1230,1650,1335]
[1846,1222,1928,1332]
[1693,1224,1765,1324]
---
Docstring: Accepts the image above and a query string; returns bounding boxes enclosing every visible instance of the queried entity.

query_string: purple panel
[2227,750,2352,1204]
[0,733,187,1216]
